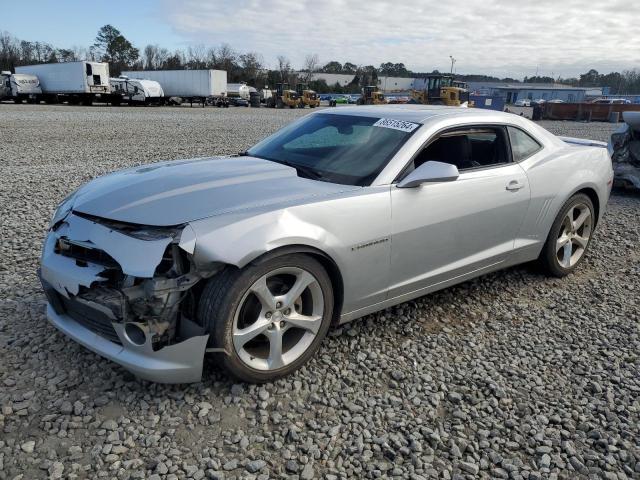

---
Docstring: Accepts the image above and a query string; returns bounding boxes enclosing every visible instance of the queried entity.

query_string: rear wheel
[198,254,334,382]
[538,193,594,277]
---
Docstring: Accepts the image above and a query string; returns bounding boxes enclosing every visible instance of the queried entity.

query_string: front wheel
[198,254,334,382]
[538,193,595,277]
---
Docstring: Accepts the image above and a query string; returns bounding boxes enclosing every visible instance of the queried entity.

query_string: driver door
[388,125,531,300]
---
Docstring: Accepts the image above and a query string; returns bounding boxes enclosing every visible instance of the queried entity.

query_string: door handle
[506,180,524,191]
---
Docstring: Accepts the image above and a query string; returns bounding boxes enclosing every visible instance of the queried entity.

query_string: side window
[412,126,510,171]
[508,126,542,162]
[85,63,92,75]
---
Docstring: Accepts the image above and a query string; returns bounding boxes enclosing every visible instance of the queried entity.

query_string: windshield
[247,114,419,186]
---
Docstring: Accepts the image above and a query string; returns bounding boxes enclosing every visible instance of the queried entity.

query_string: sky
[2,0,639,79]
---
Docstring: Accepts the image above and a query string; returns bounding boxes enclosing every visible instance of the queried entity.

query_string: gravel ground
[0,104,638,480]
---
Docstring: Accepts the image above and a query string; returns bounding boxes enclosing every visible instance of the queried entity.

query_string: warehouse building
[468,82,602,103]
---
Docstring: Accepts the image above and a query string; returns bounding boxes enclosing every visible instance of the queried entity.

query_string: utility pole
[449,56,456,74]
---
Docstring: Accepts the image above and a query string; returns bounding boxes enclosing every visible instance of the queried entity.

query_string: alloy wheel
[556,203,592,268]
[232,267,324,371]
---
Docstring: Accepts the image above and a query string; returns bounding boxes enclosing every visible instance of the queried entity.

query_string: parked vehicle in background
[264,83,299,108]
[333,95,349,104]
[547,99,564,103]
[410,74,470,106]
[16,61,109,105]
[227,82,251,100]
[228,97,249,107]
[358,86,385,105]
[514,99,531,107]
[39,106,613,383]
[531,99,546,105]
[296,84,320,108]
[108,77,164,105]
[122,69,229,107]
[592,98,631,105]
[0,70,42,103]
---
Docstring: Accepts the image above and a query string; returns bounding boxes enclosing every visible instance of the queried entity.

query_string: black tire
[276,98,284,109]
[538,193,595,277]
[13,97,23,104]
[198,254,334,383]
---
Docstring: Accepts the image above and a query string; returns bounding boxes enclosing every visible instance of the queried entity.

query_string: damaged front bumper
[39,212,216,383]
[44,303,209,383]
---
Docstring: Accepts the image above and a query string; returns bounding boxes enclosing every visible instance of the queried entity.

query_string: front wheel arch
[246,245,344,325]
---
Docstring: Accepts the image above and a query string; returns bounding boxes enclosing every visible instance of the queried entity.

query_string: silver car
[39,106,613,383]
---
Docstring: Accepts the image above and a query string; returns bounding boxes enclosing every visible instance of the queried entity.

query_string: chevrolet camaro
[39,106,613,383]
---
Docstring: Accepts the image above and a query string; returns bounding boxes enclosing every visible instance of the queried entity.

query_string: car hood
[72,156,357,226]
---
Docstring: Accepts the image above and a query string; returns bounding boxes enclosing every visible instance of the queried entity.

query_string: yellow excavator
[357,85,386,105]
[410,74,471,106]
[295,84,320,108]
[265,83,299,108]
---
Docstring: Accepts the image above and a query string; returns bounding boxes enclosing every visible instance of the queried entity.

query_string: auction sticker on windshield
[373,118,420,133]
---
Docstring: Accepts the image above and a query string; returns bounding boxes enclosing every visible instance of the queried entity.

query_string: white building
[306,73,356,87]
[377,76,415,92]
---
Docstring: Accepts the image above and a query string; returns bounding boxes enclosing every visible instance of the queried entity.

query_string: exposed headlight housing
[49,191,77,228]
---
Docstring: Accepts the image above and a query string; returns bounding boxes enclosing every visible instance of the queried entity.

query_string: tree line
[2,26,640,95]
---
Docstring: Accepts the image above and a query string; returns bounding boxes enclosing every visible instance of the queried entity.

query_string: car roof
[316,105,515,124]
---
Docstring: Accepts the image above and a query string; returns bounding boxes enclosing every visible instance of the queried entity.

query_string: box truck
[121,69,228,107]
[0,71,42,103]
[15,61,110,105]
[108,76,164,105]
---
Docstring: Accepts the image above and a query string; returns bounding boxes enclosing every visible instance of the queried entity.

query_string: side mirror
[397,161,459,188]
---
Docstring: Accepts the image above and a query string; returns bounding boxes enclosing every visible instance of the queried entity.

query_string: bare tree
[155,47,169,69]
[143,44,157,69]
[214,43,237,72]
[187,44,206,69]
[239,51,264,84]
[301,53,319,82]
[277,55,291,84]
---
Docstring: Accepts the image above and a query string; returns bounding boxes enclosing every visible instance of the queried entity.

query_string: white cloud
[161,0,640,78]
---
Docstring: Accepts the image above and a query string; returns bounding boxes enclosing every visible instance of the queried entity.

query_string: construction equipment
[410,74,470,106]
[264,83,299,108]
[295,83,320,108]
[357,85,386,105]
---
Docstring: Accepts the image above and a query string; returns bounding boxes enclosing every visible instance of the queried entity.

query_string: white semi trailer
[0,71,42,103]
[15,61,110,105]
[121,69,228,107]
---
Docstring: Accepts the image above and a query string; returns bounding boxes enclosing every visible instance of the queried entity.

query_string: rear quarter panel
[515,144,612,255]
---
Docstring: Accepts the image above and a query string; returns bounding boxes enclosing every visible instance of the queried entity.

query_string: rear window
[508,126,542,162]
